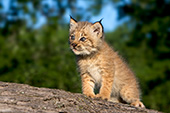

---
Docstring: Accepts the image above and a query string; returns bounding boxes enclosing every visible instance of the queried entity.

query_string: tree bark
[0,81,161,113]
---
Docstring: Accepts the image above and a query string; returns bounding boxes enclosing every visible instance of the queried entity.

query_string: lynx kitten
[69,16,145,108]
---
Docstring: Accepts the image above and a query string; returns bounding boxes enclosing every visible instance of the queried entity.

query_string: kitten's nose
[72,43,77,48]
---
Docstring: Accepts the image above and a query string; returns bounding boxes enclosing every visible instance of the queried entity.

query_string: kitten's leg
[81,73,95,98]
[120,85,145,108]
[95,74,113,100]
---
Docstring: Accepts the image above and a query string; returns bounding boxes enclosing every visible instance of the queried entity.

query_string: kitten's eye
[70,35,75,40]
[80,37,86,42]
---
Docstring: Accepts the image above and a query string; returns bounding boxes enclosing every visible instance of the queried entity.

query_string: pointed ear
[70,16,77,30]
[91,21,103,38]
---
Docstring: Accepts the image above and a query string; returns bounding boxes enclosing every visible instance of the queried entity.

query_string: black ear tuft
[70,15,77,22]
[99,18,103,24]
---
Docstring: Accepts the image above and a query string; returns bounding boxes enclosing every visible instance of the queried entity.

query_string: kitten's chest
[79,59,102,83]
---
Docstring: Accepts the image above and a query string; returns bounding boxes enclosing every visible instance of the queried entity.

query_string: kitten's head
[69,16,104,56]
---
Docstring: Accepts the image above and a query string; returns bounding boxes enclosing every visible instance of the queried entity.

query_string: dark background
[0,0,170,112]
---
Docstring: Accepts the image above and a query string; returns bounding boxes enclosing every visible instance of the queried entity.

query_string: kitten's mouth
[72,48,82,55]
[70,45,92,55]
[72,47,82,52]
[70,46,84,55]
[72,48,78,51]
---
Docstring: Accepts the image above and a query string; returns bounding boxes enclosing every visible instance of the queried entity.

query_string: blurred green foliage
[0,25,81,92]
[0,0,170,112]
[0,0,81,93]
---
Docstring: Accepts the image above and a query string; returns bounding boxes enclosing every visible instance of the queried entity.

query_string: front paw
[95,94,110,101]
[131,101,145,108]
[84,93,95,98]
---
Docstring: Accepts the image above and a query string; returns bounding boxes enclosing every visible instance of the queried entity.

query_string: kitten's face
[69,17,104,56]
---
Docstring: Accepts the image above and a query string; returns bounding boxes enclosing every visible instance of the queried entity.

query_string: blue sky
[1,0,129,32]
[63,0,130,31]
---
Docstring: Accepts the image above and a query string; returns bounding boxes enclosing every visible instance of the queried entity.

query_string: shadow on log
[0,81,161,113]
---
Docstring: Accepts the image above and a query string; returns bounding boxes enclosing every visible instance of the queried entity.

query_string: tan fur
[69,17,145,108]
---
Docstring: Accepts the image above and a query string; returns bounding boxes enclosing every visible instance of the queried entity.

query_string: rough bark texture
[0,81,161,113]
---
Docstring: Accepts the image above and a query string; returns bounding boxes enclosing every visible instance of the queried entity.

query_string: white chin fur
[72,48,97,56]
[72,49,91,55]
